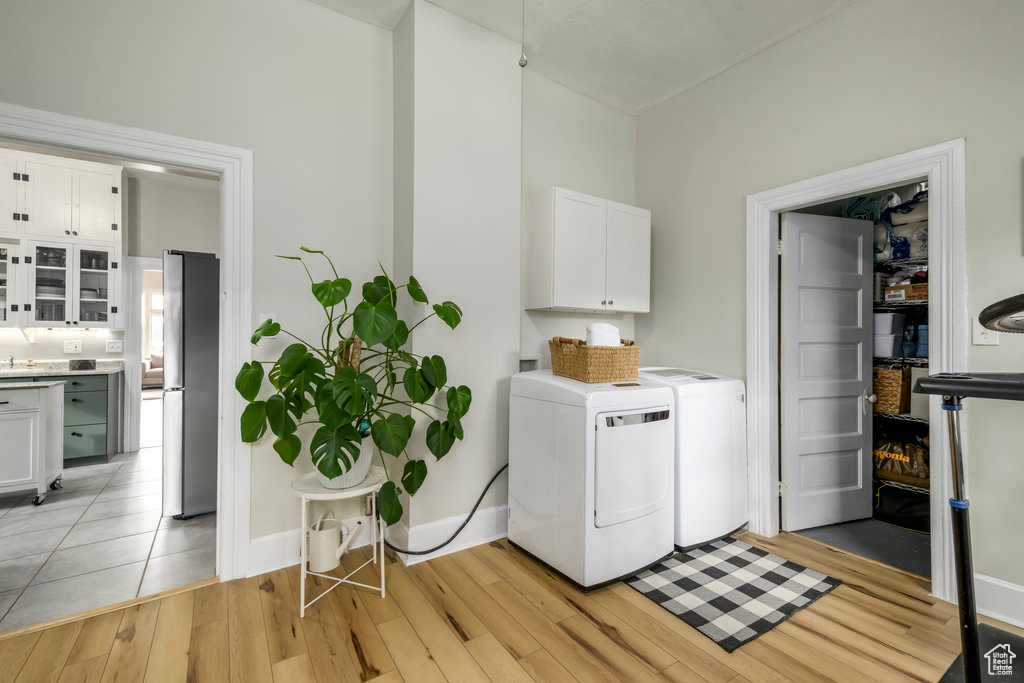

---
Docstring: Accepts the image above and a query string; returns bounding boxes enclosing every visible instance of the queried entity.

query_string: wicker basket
[548,337,641,383]
[873,366,911,414]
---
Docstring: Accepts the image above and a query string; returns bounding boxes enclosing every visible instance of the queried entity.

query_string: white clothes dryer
[508,371,675,588]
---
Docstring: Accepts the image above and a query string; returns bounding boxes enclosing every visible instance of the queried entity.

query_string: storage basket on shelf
[548,336,641,383]
[872,366,911,414]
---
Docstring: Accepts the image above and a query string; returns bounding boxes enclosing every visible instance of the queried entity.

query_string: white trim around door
[0,100,254,581]
[745,139,968,604]
[124,255,163,453]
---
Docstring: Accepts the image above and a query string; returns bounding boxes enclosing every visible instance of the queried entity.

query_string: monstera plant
[235,247,471,526]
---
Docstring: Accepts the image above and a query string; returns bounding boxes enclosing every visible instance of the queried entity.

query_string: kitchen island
[0,362,124,465]
[0,381,64,504]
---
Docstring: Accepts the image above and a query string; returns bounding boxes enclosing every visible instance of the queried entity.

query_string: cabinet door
[0,244,16,327]
[23,161,73,238]
[552,188,607,310]
[75,171,119,243]
[605,201,651,313]
[0,411,37,489]
[74,245,116,327]
[28,242,72,326]
[0,153,23,235]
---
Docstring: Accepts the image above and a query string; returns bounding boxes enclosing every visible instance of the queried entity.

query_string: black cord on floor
[382,463,508,556]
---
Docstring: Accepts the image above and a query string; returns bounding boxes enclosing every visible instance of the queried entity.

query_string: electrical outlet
[973,318,999,346]
[64,340,82,354]
[106,340,123,353]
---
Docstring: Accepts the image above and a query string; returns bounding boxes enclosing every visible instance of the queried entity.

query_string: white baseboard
[976,573,1024,629]
[394,504,508,566]
[246,513,373,578]
[246,505,508,575]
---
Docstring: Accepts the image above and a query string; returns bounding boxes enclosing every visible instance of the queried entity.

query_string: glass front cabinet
[27,241,119,328]
[0,243,15,328]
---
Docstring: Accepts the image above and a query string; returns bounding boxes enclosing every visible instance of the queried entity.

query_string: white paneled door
[780,213,873,531]
[605,200,652,313]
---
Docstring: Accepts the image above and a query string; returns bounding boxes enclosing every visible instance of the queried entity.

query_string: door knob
[863,392,878,415]
[867,393,878,403]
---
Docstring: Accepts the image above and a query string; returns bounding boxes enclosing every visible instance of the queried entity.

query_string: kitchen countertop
[0,381,67,389]
[0,361,124,378]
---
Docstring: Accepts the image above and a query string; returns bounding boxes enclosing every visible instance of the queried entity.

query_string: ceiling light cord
[519,0,528,67]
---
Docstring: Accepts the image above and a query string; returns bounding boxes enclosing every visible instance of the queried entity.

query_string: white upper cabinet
[0,149,121,245]
[605,200,651,313]
[76,170,120,241]
[23,160,73,239]
[0,151,23,235]
[526,186,651,314]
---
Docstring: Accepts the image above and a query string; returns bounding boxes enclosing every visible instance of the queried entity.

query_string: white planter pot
[314,439,374,489]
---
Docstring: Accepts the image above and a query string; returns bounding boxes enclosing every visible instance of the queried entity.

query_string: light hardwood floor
[2,531,1023,682]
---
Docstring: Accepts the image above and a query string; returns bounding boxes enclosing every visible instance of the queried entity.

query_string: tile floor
[0,446,217,632]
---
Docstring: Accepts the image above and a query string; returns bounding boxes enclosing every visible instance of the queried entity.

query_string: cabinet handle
[0,401,8,405]
[65,230,71,235]
[72,381,81,386]
[601,300,606,305]
[71,398,83,403]
[608,300,614,305]
[71,432,83,437]
[65,321,71,325]
[72,231,78,236]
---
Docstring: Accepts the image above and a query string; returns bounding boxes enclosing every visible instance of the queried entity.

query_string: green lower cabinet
[65,390,107,426]
[64,423,108,459]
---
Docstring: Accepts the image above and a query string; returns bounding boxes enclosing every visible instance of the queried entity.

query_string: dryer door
[594,406,673,528]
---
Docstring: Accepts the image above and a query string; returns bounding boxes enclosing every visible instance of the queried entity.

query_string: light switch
[106,340,124,353]
[972,318,999,346]
[64,340,82,354]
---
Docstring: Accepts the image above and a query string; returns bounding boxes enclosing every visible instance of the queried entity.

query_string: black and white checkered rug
[626,538,841,652]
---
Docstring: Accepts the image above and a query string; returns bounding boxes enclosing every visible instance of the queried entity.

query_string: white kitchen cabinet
[0,383,64,504]
[1,148,121,245]
[27,241,120,328]
[0,150,23,236]
[526,186,651,314]
[0,241,25,328]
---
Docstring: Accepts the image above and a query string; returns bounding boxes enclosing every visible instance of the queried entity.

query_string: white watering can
[307,510,363,573]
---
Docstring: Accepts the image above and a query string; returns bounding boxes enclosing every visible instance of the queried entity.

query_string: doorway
[779,183,932,578]
[140,268,163,448]
[744,139,968,603]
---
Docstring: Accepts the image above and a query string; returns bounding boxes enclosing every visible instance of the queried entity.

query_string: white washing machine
[639,367,748,549]
[508,371,675,588]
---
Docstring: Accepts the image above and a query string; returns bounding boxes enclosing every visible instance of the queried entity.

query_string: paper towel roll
[586,323,621,347]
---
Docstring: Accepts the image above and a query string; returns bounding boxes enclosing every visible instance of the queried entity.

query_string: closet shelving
[875,411,928,424]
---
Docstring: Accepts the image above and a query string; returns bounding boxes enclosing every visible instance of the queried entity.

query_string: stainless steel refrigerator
[162,250,219,519]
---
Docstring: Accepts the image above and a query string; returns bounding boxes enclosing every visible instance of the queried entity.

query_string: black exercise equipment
[914,293,1024,682]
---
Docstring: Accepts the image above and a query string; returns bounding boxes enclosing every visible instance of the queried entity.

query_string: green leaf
[426,419,456,460]
[330,366,377,416]
[352,301,398,347]
[383,320,409,350]
[277,343,311,377]
[420,355,447,389]
[446,385,472,418]
[299,246,324,254]
[311,278,351,308]
[362,275,396,306]
[265,394,296,438]
[371,413,415,456]
[432,301,463,329]
[315,383,351,430]
[273,435,302,465]
[401,460,428,496]
[448,413,464,440]
[235,362,264,402]
[402,366,434,403]
[310,424,362,479]
[377,481,403,526]
[396,351,417,367]
[240,401,268,443]
[251,318,281,345]
[407,276,428,303]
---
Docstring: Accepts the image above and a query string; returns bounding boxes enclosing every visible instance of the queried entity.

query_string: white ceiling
[309,0,853,115]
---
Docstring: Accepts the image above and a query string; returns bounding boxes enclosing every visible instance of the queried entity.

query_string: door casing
[745,139,967,605]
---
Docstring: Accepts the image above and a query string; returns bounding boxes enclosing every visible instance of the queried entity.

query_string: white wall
[124,173,220,258]
[0,329,124,363]
[0,0,394,540]
[399,0,522,528]
[635,0,1024,586]
[521,71,639,366]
